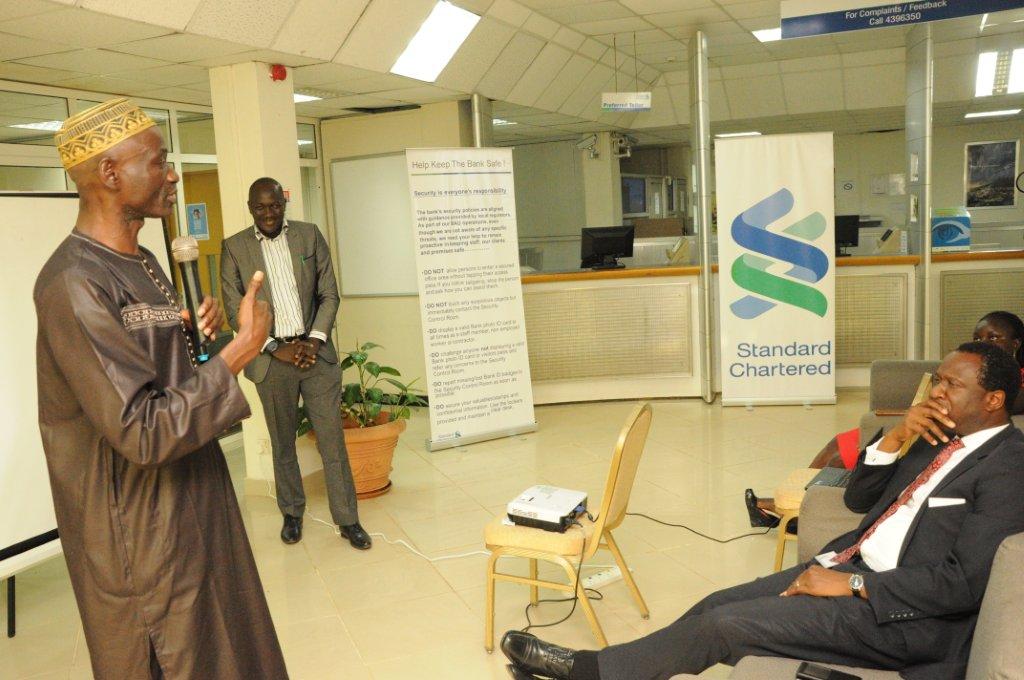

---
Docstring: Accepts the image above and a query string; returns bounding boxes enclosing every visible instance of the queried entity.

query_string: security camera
[576,134,599,159]
[611,133,634,159]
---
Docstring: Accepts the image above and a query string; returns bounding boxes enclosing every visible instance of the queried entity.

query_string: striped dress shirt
[255,222,327,345]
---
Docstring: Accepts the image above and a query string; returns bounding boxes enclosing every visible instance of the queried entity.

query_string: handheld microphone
[170,235,210,363]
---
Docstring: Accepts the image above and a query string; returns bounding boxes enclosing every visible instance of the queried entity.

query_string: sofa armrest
[797,486,864,563]
[965,532,1024,679]
[868,360,940,411]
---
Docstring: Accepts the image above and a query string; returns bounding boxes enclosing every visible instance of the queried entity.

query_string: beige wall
[321,101,473,387]
[512,140,585,238]
[581,131,623,228]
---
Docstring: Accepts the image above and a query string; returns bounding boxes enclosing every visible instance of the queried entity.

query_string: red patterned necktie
[833,437,964,564]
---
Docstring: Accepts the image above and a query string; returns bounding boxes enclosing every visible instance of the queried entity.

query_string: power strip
[582,566,624,590]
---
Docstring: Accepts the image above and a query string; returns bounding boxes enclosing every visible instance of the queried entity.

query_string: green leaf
[342,383,362,406]
[365,361,381,377]
[340,356,354,371]
[366,387,384,403]
[350,351,368,366]
[360,341,382,351]
[396,406,411,420]
[366,402,382,420]
[376,365,401,377]
[383,377,408,392]
[406,395,427,407]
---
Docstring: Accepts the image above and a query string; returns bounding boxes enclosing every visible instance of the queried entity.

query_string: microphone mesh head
[171,235,200,263]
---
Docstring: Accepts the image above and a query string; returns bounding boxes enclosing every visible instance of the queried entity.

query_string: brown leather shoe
[340,522,372,550]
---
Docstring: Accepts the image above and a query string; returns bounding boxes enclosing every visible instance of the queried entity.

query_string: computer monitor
[581,226,634,269]
[835,215,860,256]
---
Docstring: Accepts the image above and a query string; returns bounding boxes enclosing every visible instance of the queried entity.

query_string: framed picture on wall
[964,140,1019,208]
[185,202,209,240]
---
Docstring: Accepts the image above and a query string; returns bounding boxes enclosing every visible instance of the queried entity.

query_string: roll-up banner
[406,148,537,450]
[715,133,836,406]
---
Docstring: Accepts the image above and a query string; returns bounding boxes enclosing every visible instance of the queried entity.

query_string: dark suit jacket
[220,221,340,383]
[821,425,1024,678]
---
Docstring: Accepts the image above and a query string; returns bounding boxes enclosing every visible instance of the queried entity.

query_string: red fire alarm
[270,64,287,81]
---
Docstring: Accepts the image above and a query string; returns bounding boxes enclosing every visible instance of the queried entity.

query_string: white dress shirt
[255,222,327,350]
[850,423,1007,572]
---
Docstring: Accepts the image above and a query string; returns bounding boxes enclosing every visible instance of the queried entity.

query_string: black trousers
[597,560,911,680]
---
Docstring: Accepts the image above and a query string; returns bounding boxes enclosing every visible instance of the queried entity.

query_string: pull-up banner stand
[406,148,536,451]
[781,0,1024,39]
[715,133,836,407]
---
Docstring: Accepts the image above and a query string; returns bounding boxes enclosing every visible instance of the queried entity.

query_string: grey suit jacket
[220,220,340,383]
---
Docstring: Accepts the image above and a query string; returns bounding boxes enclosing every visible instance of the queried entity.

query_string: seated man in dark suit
[502,341,1024,680]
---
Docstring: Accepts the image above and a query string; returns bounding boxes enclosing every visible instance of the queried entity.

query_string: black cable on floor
[625,512,772,543]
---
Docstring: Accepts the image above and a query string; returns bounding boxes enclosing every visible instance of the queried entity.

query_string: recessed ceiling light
[391,1,480,83]
[1009,48,1024,95]
[492,118,517,126]
[8,120,62,131]
[976,51,999,96]
[964,109,1021,118]
[715,131,761,138]
[297,140,314,145]
[975,49,1023,96]
[293,93,322,103]
[752,28,781,43]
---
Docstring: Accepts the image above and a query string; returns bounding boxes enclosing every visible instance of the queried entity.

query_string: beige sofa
[671,486,1024,679]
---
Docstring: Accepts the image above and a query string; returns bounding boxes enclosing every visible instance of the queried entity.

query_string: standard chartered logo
[730,188,829,319]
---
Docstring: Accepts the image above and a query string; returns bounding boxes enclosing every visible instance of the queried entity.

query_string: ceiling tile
[523,10,560,39]
[333,0,436,73]
[932,55,977,103]
[51,74,155,95]
[190,49,321,69]
[339,72,420,94]
[840,47,904,68]
[0,33,74,61]
[0,0,67,21]
[559,62,613,116]
[372,85,461,103]
[506,42,572,106]
[186,0,298,48]
[778,54,843,73]
[646,7,730,28]
[551,26,585,50]
[620,0,713,12]
[292,63,379,87]
[781,69,844,114]
[450,0,493,12]
[572,17,653,36]
[0,61,77,85]
[723,0,778,20]
[116,63,210,87]
[0,8,173,48]
[487,0,532,27]
[630,85,679,127]
[719,61,778,80]
[533,54,598,110]
[541,1,632,25]
[578,38,607,60]
[136,86,212,105]
[843,64,904,110]
[436,17,517,91]
[476,31,546,100]
[723,72,784,118]
[114,33,250,62]
[272,0,369,61]
[80,0,204,32]
[18,49,171,75]
[708,79,730,119]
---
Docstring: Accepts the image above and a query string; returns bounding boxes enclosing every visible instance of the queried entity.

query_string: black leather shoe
[340,522,372,550]
[500,631,575,680]
[506,665,539,680]
[744,488,780,528]
[281,514,302,544]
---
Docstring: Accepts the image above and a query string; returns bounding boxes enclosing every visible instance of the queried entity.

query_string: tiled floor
[1,392,869,679]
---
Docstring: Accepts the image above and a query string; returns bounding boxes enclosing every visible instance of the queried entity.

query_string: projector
[507,485,588,533]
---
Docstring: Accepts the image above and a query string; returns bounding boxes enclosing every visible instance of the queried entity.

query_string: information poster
[715,133,836,406]
[406,148,536,450]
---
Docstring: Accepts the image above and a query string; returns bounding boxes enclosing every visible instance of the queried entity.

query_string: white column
[208,61,306,485]
[580,131,623,227]
[905,25,933,358]
[690,31,714,403]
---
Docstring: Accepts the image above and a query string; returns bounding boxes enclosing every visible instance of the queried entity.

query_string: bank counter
[521,251,1024,404]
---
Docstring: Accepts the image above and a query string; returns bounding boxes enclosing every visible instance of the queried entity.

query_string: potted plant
[297,342,424,498]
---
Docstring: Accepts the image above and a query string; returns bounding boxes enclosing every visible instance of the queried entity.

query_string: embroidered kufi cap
[55,98,156,170]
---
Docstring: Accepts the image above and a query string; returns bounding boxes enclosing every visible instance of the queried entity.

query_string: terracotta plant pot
[341,414,407,499]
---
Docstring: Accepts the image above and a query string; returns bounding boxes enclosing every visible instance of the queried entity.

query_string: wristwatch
[849,573,865,598]
[264,338,280,354]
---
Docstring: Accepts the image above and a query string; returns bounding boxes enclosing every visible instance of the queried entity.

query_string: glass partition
[0,91,68,146]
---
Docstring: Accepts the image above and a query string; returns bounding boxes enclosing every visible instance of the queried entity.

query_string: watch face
[849,574,864,589]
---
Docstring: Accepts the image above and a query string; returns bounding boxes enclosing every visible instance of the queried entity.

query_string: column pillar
[580,131,623,227]
[905,25,933,359]
[690,31,714,403]
[209,61,304,484]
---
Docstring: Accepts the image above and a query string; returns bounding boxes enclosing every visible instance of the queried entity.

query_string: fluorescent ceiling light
[8,120,62,131]
[391,1,480,83]
[293,93,322,103]
[297,140,314,145]
[1009,48,1024,95]
[716,131,761,138]
[976,51,998,96]
[492,118,517,126]
[752,28,781,43]
[965,109,1021,118]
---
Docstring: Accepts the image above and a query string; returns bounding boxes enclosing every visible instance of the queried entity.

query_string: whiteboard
[332,153,418,296]
[0,193,170,577]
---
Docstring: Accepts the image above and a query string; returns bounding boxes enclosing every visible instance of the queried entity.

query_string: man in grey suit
[221,177,370,550]
[503,341,1024,680]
